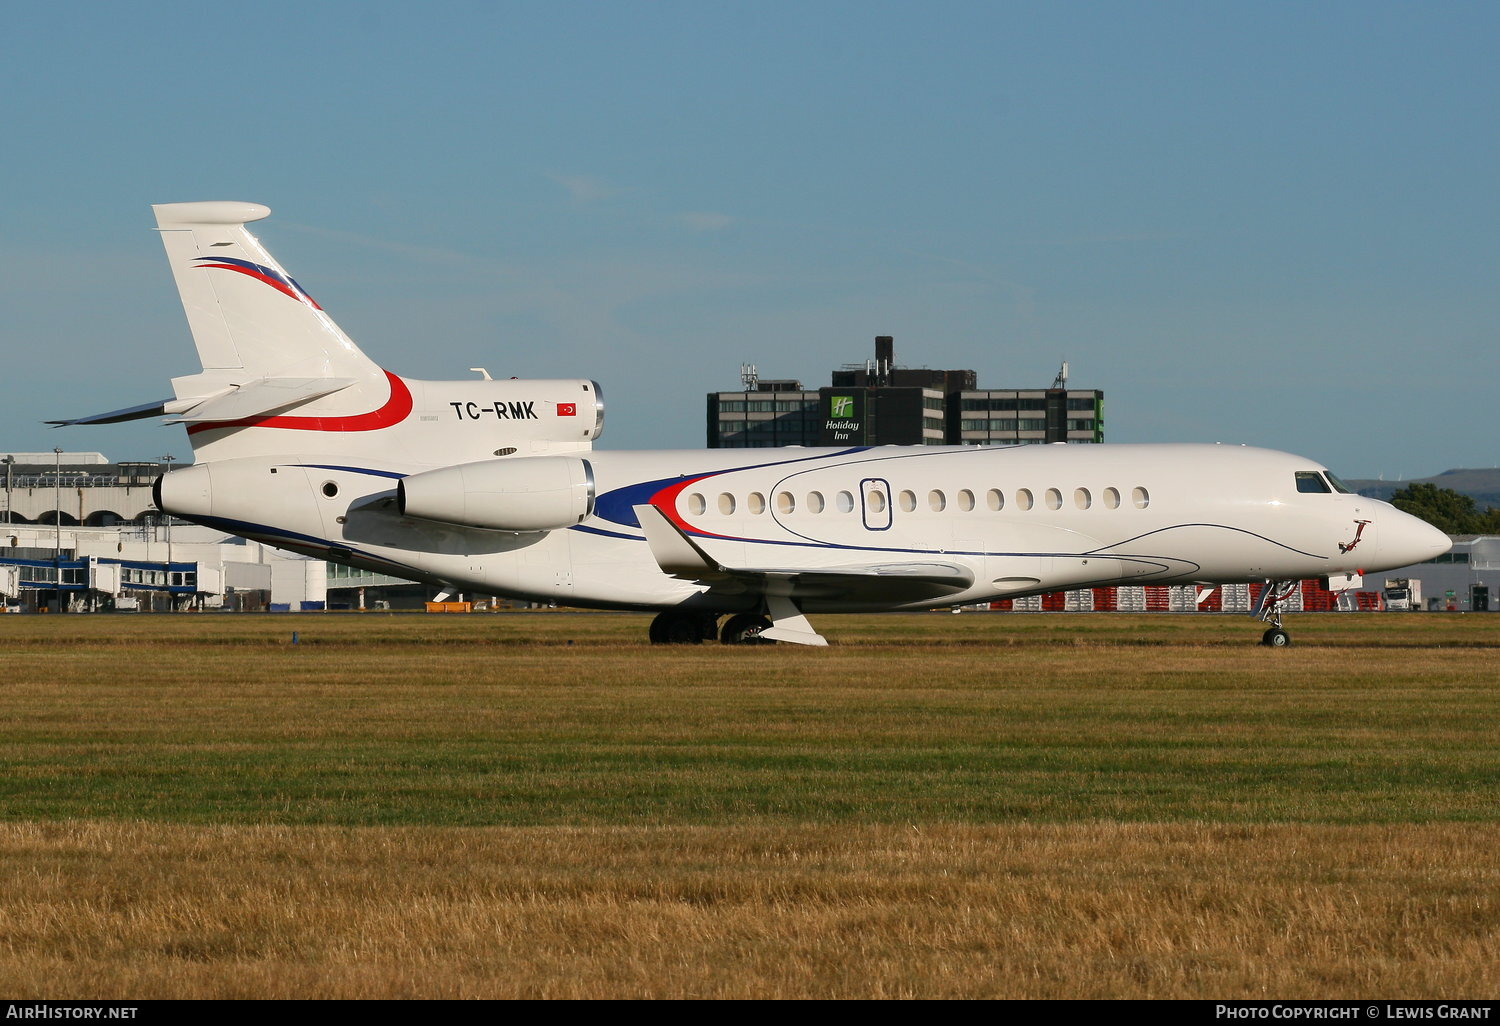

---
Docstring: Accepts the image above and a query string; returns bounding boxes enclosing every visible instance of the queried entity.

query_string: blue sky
[3,0,1495,478]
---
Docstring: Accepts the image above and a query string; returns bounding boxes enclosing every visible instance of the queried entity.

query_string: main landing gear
[648,610,774,645]
[647,610,718,645]
[1255,579,1298,647]
[649,600,826,647]
[719,613,773,645]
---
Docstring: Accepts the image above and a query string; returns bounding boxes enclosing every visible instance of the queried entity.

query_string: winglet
[633,504,725,578]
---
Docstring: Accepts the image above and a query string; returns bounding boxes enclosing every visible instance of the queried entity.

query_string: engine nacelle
[397,456,594,532]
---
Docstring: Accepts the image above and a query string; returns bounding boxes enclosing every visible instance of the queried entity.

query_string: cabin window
[1295,471,1331,494]
[836,491,855,513]
[776,492,795,515]
[717,493,736,515]
[807,491,826,513]
[898,490,917,513]
[1132,486,1150,509]
[748,492,766,515]
[986,488,1004,511]
[687,493,707,515]
[928,490,947,512]
[1016,488,1034,511]
[957,489,975,512]
[1074,487,1092,510]
[1045,488,1063,510]
[1103,487,1121,509]
[866,489,887,513]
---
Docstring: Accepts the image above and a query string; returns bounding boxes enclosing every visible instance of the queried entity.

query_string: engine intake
[397,457,594,532]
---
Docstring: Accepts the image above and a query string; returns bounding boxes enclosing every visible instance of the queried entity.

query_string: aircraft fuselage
[156,439,1447,613]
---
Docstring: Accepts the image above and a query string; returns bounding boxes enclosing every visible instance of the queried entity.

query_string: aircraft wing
[633,504,974,604]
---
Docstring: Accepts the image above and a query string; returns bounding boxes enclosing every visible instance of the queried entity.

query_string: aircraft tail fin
[150,202,396,459]
[153,201,387,406]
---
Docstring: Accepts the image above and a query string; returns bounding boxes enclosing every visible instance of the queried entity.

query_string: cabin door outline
[860,477,893,532]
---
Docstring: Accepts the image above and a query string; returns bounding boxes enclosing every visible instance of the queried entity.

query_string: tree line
[1390,483,1500,535]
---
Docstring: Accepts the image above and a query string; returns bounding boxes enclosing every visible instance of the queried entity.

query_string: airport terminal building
[0,452,416,613]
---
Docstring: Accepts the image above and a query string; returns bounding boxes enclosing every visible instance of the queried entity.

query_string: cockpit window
[1295,471,1331,493]
[1323,472,1354,494]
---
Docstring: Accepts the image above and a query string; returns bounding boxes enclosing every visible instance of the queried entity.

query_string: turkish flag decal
[557,403,577,417]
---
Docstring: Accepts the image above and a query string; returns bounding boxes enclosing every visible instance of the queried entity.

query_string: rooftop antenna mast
[875,335,894,387]
[740,363,758,391]
[1053,359,1069,389]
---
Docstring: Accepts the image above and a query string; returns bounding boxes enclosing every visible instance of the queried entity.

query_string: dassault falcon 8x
[55,202,1451,645]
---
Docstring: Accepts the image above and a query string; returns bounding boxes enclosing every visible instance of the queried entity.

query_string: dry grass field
[0,611,1496,998]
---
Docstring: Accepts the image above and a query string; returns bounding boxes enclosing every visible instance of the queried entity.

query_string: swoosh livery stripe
[192,256,322,309]
[591,447,870,532]
[186,371,413,436]
[588,448,1330,570]
[647,473,737,539]
[1087,524,1326,560]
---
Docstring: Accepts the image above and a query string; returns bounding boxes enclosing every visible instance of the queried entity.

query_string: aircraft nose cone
[1375,505,1451,570]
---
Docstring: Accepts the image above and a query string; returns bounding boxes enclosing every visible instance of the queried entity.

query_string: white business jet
[56,203,1450,646]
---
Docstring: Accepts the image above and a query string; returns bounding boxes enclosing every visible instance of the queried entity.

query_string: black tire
[648,613,670,645]
[664,614,704,645]
[720,613,772,645]
[1262,628,1291,648]
[651,611,718,644]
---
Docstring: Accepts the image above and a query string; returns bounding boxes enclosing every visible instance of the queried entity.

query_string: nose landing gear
[1254,580,1298,647]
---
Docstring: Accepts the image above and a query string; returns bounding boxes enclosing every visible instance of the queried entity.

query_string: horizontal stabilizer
[47,398,173,427]
[168,377,355,423]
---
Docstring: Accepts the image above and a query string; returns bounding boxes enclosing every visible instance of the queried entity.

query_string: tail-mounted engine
[397,456,595,532]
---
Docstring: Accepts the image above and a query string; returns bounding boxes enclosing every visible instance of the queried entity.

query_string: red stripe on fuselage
[648,473,741,540]
[186,371,413,435]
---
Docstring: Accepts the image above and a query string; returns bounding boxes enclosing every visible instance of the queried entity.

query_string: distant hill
[1346,468,1500,509]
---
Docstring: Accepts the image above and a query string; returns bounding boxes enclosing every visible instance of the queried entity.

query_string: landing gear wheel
[665,616,705,645]
[720,613,773,645]
[1262,628,1291,648]
[650,611,715,645]
[648,613,670,645]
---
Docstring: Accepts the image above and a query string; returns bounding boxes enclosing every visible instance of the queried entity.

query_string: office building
[708,337,1103,448]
